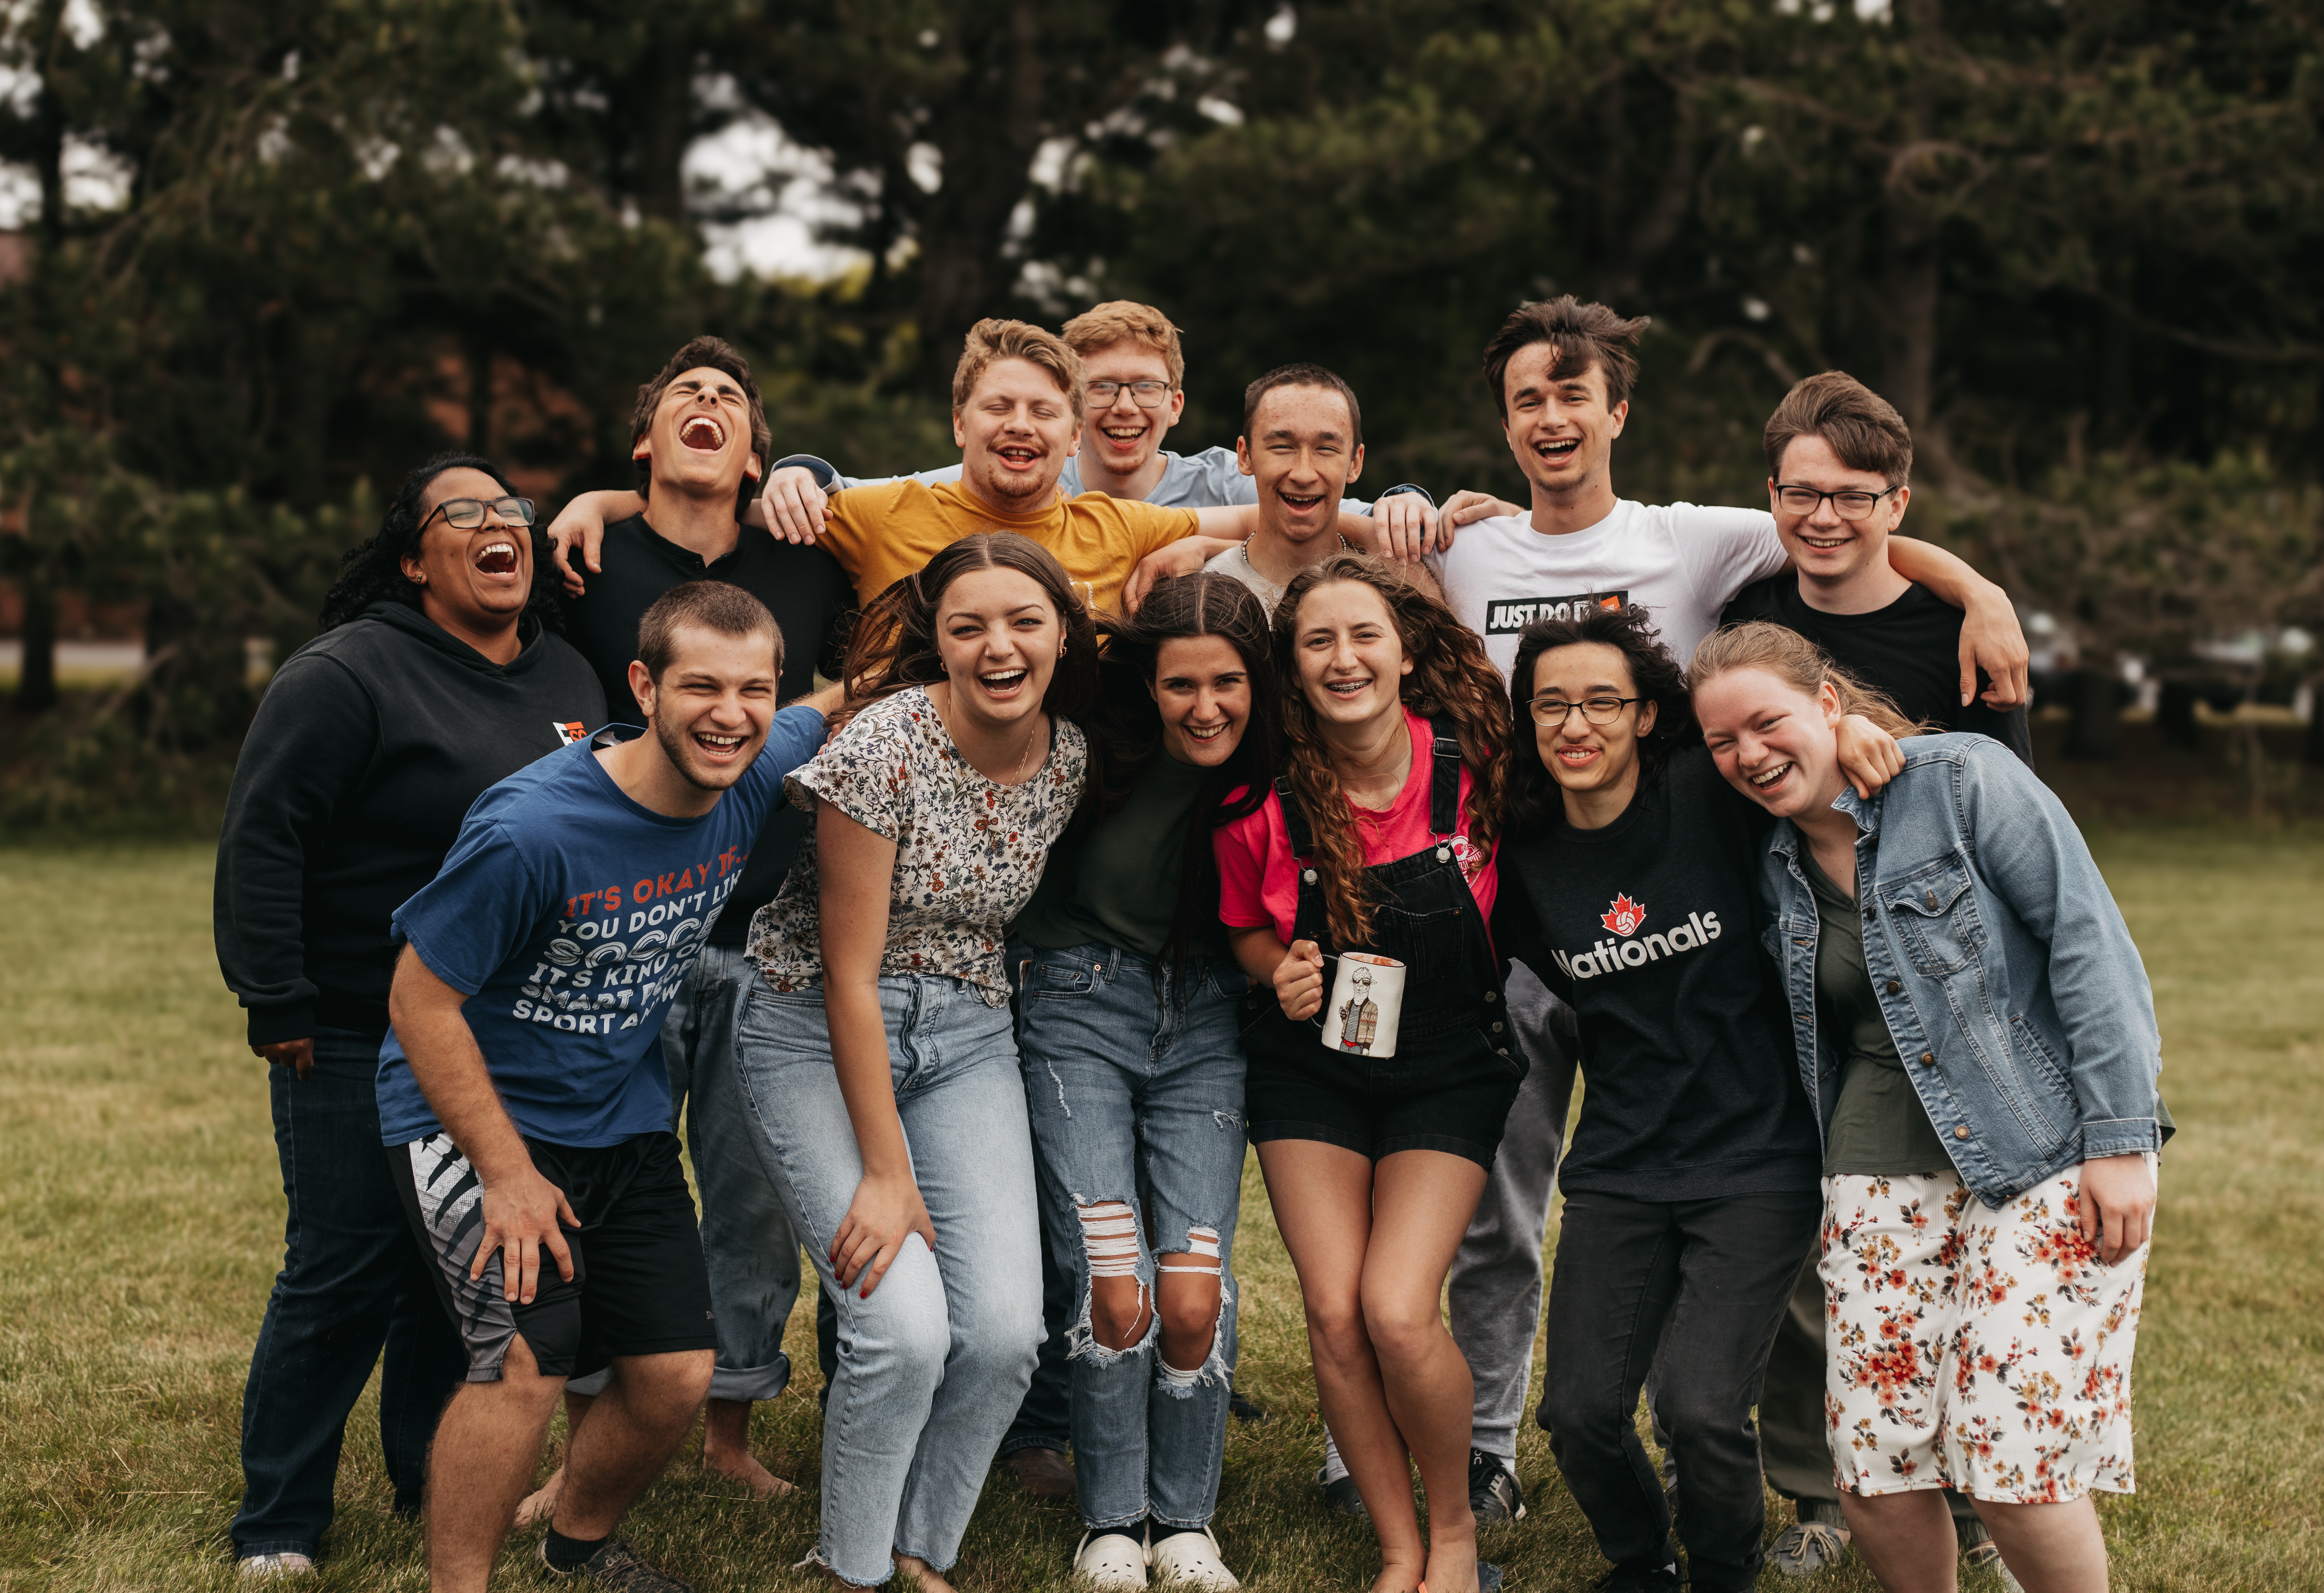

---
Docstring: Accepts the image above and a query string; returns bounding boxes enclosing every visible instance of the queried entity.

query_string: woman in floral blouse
[1692,622,2163,1593]
[737,532,1099,1593]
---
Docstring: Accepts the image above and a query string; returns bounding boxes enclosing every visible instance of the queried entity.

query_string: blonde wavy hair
[1272,554,1509,950]
[1685,621,1929,737]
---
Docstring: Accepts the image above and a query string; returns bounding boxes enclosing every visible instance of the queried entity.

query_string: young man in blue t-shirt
[380,582,825,1593]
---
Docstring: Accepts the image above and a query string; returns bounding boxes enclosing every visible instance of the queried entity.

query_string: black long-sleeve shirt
[1492,747,1823,1201]
[213,602,607,1045]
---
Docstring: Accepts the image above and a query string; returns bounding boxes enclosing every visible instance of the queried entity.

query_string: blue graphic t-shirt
[375,705,826,1148]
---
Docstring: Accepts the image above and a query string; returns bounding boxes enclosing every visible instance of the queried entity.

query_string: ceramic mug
[1321,951,1407,1059]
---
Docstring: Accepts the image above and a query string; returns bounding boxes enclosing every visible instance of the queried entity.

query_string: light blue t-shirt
[374,706,825,1148]
[817,446,1377,514]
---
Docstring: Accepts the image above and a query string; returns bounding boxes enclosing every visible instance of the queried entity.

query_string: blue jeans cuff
[708,1352,792,1404]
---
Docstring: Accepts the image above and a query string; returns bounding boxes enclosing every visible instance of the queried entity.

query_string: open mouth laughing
[1531,434,1582,468]
[1746,760,1796,797]
[976,665,1032,700]
[473,540,520,576]
[1554,743,1603,773]
[679,415,725,452]
[692,728,748,764]
[1277,487,1327,516]
[1099,421,1150,452]
[994,443,1044,473]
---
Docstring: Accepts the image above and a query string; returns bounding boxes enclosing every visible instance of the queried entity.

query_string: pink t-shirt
[1216,708,1498,949]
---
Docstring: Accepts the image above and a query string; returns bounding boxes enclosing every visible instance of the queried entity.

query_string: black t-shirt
[1491,746,1822,1201]
[564,513,855,944]
[1721,576,2033,764]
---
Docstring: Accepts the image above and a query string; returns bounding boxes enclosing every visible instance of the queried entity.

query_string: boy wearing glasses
[1721,371,2031,760]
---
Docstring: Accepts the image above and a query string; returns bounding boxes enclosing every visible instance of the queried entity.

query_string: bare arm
[815,803,935,1297]
[542,490,645,595]
[1885,535,2031,710]
[387,945,577,1303]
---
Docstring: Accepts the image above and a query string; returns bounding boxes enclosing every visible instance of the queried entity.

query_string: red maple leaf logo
[1601,893,1647,935]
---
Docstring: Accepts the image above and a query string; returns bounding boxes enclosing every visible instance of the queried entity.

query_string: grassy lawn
[1,826,2317,1591]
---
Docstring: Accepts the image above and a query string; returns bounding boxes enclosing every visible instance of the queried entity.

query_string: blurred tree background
[4,0,2322,823]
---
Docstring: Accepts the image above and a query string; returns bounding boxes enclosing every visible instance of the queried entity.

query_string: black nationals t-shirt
[1493,746,1821,1200]
[564,514,855,946]
[1722,576,2034,765]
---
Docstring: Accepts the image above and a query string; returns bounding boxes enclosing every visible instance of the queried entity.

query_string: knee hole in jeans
[1078,1201,1151,1352]
[1156,1225,1223,1382]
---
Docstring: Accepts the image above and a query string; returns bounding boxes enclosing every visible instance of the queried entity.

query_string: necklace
[1236,530,1354,593]
[935,683,1045,785]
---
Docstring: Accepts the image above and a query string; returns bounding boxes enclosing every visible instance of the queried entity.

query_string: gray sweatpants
[1319,963,1577,1480]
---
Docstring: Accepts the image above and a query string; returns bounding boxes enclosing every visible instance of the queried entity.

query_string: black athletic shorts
[396,1128,716,1383]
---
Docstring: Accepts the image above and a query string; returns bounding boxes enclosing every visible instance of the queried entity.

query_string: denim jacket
[1754,734,2162,1207]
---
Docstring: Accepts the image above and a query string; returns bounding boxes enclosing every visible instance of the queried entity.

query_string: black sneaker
[1228,1384,1270,1424]
[1467,1448,1527,1523]
[1592,1561,1680,1592]
[535,1537,695,1593]
[1316,1465,1369,1518]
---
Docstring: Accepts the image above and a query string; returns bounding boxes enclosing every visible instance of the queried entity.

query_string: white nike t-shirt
[1425,499,1788,681]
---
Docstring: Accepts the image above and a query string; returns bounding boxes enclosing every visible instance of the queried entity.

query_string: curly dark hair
[1505,602,1695,830]
[318,452,560,633]
[1271,553,1510,950]
[1092,572,1280,976]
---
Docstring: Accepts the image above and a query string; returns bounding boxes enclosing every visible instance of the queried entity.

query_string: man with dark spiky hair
[526,336,853,1522]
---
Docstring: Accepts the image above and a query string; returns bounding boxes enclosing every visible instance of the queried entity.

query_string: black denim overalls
[1240,718,1523,1158]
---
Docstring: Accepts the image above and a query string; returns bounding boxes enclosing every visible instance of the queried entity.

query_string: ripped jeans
[1012,941,1248,1532]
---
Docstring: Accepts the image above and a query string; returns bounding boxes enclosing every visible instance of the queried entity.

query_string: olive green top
[1010,749,1225,960]
[1800,847,1955,1177]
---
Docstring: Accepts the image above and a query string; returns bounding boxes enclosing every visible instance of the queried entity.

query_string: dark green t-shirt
[1011,749,1223,960]
[1799,848,1955,1177]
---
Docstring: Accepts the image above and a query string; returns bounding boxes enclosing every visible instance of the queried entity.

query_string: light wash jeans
[568,942,802,1403]
[735,974,1043,1588]
[1013,941,1248,1532]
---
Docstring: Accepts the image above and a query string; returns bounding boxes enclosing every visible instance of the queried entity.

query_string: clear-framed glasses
[1773,484,1898,520]
[1087,379,1171,409]
[1529,694,1640,728]
[421,496,537,532]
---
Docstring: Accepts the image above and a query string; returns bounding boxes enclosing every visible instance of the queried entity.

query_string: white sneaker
[237,1553,315,1578]
[1073,1529,1150,1589]
[1149,1527,1240,1589]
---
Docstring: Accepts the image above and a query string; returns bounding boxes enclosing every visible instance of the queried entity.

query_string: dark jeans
[230,1032,466,1560]
[1538,1187,1819,1593]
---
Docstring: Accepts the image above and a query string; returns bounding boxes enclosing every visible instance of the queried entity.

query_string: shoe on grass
[1003,1444,1078,1502]
[1073,1528,1150,1589]
[1592,1560,1680,1592]
[1770,1519,1852,1577]
[534,1537,694,1592]
[1149,1525,1239,1588]
[1227,1386,1270,1424]
[1467,1448,1527,1523]
[1314,1464,1368,1519]
[1964,1538,2025,1591]
[236,1553,315,1579]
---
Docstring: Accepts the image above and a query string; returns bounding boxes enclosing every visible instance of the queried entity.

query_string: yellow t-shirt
[815,478,1201,614]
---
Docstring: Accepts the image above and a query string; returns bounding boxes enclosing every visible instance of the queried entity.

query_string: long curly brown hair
[1271,554,1509,949]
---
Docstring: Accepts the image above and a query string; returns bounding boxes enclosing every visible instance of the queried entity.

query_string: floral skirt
[1819,1160,2152,1503]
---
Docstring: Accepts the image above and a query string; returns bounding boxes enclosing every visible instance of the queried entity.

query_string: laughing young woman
[1490,604,1903,1593]
[1217,552,1514,1593]
[1689,622,2162,1593]
[1007,572,1279,1591]
[734,532,1099,1592]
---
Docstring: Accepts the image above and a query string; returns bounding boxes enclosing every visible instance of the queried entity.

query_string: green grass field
[2,827,2318,1591]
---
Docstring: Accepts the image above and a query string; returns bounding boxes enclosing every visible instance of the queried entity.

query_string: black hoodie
[214,602,607,1045]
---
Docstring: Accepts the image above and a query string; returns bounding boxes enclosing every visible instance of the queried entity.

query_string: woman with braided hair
[1215,552,1515,1593]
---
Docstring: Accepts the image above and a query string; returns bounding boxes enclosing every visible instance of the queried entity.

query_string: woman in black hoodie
[213,452,605,1574]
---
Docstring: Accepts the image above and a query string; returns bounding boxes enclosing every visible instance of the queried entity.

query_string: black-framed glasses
[1773,483,1898,520]
[421,496,537,532]
[1529,694,1640,727]
[1087,379,1172,409]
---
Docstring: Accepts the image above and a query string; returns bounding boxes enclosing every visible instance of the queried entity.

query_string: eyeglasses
[421,496,537,532]
[1529,695,1640,727]
[1773,484,1899,520]
[1087,380,1172,409]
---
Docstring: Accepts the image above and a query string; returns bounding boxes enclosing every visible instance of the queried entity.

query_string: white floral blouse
[746,685,1089,1007]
